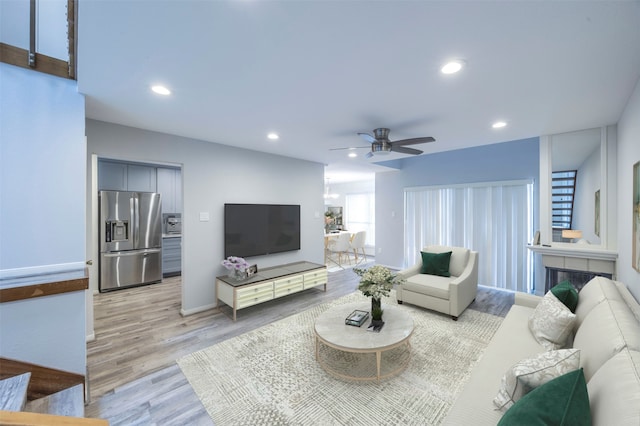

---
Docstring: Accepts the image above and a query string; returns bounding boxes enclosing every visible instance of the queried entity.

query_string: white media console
[215,261,327,321]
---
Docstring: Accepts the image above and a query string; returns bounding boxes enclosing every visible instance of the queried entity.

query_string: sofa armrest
[515,292,542,308]
[398,263,422,279]
[448,251,479,317]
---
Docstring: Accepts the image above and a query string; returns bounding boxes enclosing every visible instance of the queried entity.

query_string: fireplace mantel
[528,244,618,279]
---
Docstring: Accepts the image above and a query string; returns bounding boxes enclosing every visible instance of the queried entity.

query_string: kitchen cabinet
[98,160,157,192]
[127,164,156,192]
[157,167,182,214]
[98,161,127,191]
[162,236,182,277]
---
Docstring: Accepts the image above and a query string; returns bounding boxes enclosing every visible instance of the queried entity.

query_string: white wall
[86,120,325,314]
[0,63,86,374]
[617,77,640,300]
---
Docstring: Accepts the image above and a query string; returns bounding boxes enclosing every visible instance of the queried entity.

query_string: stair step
[24,384,84,418]
[0,372,31,411]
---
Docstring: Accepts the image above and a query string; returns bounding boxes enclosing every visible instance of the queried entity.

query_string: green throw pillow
[420,251,452,277]
[497,368,591,426]
[550,280,579,313]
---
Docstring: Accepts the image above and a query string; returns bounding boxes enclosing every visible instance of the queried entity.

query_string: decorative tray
[345,309,369,327]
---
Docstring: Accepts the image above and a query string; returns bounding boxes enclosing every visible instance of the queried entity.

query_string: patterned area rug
[178,291,503,425]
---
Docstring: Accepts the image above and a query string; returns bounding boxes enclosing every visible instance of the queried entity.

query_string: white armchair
[397,245,478,320]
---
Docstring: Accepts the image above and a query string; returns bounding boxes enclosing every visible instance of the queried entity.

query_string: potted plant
[353,265,404,322]
[221,256,250,280]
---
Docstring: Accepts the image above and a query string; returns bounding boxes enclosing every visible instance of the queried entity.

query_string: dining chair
[326,232,352,268]
[350,231,367,265]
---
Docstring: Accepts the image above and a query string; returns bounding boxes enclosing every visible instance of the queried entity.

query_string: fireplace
[528,244,617,294]
[545,267,612,293]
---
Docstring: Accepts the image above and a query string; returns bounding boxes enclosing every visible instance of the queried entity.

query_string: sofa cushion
[529,292,576,350]
[493,349,581,412]
[615,280,640,322]
[403,274,451,299]
[497,368,590,426]
[420,251,452,277]
[550,280,579,313]
[587,348,640,425]
[574,276,623,325]
[573,298,640,380]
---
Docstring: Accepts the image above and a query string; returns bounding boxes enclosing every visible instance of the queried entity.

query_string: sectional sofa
[443,276,640,425]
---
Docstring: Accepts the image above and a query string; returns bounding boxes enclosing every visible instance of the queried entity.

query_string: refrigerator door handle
[131,194,140,248]
[103,248,162,257]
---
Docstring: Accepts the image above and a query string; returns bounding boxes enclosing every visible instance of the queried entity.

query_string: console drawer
[236,281,274,308]
[274,276,304,298]
[304,269,327,289]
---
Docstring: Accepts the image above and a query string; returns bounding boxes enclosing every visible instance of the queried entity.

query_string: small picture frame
[247,264,258,277]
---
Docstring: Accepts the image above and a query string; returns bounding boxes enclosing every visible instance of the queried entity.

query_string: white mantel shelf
[528,244,618,279]
[527,244,618,261]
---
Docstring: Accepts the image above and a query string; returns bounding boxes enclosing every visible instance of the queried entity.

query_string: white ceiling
[77,1,640,183]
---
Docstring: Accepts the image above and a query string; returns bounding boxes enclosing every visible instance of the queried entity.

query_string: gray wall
[86,120,326,314]
[0,63,87,374]
[617,77,640,299]
[375,138,540,271]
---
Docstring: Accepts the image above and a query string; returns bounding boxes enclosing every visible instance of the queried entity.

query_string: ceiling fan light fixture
[440,59,465,74]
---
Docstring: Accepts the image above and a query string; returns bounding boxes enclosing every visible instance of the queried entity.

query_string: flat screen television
[224,203,301,258]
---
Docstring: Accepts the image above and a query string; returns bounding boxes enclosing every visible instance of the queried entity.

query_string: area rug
[177,291,503,425]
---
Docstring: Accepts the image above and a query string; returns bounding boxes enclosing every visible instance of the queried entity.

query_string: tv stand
[215,261,327,321]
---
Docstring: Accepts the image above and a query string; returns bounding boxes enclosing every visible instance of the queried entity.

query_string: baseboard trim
[180,303,217,317]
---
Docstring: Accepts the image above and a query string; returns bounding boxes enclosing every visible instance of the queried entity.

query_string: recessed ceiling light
[348,152,357,158]
[492,121,507,129]
[441,60,465,74]
[151,85,171,95]
[267,132,279,140]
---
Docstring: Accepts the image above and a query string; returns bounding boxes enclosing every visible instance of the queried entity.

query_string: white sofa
[397,245,478,320]
[443,276,640,425]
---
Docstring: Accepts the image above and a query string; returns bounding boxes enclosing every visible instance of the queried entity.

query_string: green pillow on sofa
[420,251,452,277]
[551,280,579,313]
[497,368,591,426]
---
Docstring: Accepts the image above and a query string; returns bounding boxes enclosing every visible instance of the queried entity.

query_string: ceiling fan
[332,128,435,158]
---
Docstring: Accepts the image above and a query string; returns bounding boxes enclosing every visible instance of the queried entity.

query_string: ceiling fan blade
[357,132,376,144]
[391,146,423,155]
[392,136,435,146]
[329,146,370,151]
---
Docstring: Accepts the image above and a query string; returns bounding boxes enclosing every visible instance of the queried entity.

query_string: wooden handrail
[0,410,108,425]
[0,272,88,304]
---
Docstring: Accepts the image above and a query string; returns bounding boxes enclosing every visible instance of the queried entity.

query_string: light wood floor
[85,267,514,425]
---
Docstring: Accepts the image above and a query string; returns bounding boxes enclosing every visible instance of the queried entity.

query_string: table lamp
[562,229,583,243]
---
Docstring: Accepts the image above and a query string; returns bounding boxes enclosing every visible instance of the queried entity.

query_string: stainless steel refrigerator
[99,191,162,292]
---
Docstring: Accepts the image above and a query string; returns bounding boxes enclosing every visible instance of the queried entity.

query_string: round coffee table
[314,301,414,381]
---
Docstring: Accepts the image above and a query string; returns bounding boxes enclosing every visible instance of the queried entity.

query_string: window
[345,193,375,247]
[404,180,534,293]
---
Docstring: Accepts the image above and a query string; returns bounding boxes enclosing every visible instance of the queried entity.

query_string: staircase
[0,358,107,425]
[551,170,578,238]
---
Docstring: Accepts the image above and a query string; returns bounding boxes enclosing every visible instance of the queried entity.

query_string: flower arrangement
[221,256,250,272]
[353,265,403,300]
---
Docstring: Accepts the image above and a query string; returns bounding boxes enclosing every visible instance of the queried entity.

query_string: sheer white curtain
[404,180,534,292]
[345,192,375,246]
